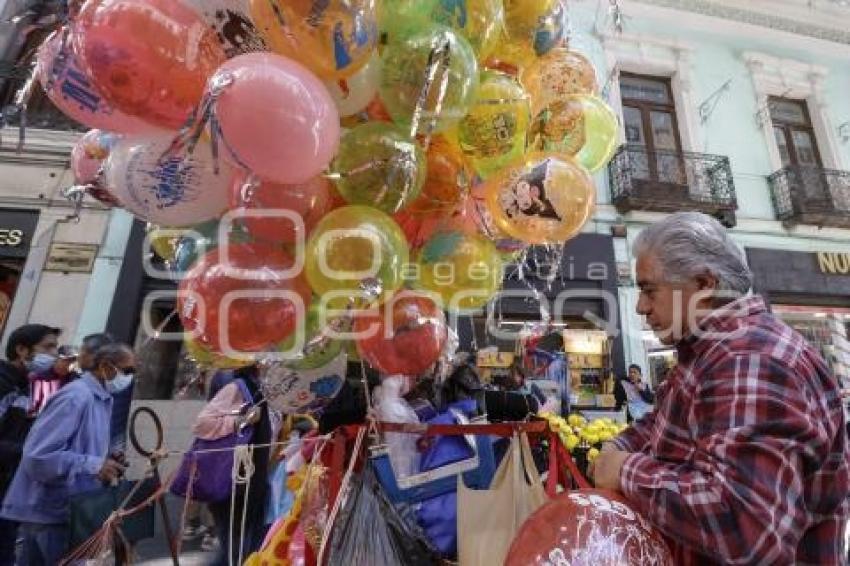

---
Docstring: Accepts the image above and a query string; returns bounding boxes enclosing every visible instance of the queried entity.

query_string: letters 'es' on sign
[817,252,850,276]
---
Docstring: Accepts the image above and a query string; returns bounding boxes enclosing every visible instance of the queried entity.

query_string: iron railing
[609,144,738,226]
[768,165,850,229]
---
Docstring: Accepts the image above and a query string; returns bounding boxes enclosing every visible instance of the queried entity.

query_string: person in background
[193,364,271,566]
[28,345,77,416]
[591,212,850,564]
[0,324,60,566]
[78,333,116,372]
[613,364,654,422]
[0,344,134,566]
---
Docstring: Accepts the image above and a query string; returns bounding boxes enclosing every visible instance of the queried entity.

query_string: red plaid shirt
[613,296,850,564]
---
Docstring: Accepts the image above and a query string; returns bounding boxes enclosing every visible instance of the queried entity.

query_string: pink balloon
[71,129,118,185]
[214,53,340,184]
[36,30,155,134]
[230,171,334,244]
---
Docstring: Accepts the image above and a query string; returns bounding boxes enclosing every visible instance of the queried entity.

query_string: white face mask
[26,353,56,375]
[106,370,133,394]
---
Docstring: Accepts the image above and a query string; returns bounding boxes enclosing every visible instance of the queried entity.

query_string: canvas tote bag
[457,433,547,565]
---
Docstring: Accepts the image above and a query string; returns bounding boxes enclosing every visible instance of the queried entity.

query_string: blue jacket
[0,373,112,525]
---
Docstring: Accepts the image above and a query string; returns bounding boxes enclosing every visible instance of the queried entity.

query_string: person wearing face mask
[28,345,77,416]
[0,344,133,566]
[0,324,60,566]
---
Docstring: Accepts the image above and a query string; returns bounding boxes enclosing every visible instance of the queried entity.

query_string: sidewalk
[133,495,217,566]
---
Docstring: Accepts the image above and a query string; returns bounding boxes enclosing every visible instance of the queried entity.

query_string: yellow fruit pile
[540,413,628,462]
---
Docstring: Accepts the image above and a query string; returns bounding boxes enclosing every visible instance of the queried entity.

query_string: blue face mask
[26,353,56,375]
[106,371,133,394]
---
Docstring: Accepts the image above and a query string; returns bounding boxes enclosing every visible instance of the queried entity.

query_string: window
[620,73,685,185]
[769,98,822,168]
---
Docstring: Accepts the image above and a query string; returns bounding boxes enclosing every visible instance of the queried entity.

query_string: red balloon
[179,242,312,355]
[74,0,226,130]
[506,489,673,566]
[230,172,335,244]
[354,292,448,376]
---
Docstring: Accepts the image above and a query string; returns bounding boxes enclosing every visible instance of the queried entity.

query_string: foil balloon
[332,122,426,213]
[505,490,673,566]
[231,172,334,245]
[405,135,471,215]
[250,0,378,80]
[172,220,223,273]
[325,54,380,117]
[181,0,266,58]
[416,231,503,312]
[73,0,226,130]
[71,129,118,185]
[484,153,595,245]
[305,205,409,308]
[530,94,619,173]
[261,352,347,415]
[521,48,598,116]
[104,134,233,227]
[179,243,312,355]
[147,224,184,263]
[214,52,340,185]
[431,0,505,61]
[457,71,531,179]
[380,25,480,135]
[491,0,567,71]
[35,30,153,134]
[354,291,448,376]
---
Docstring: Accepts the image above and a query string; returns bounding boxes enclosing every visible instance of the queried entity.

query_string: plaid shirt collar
[675,295,767,363]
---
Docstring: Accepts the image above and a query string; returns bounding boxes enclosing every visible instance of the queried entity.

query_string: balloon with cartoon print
[182,0,266,58]
[489,0,567,71]
[250,0,378,80]
[71,129,119,185]
[521,48,598,117]
[104,134,233,227]
[485,152,595,245]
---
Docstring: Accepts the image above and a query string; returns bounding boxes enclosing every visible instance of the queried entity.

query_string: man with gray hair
[1,343,135,565]
[591,212,849,564]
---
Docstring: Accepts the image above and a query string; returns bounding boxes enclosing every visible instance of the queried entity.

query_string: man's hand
[97,458,126,484]
[590,449,631,491]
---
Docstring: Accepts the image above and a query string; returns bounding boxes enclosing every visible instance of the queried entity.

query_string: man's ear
[694,271,719,292]
[15,344,29,362]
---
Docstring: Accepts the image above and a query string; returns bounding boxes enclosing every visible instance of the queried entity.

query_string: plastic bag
[327,467,441,566]
[374,375,421,478]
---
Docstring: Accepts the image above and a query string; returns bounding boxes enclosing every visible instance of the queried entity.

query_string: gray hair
[93,343,134,368]
[633,212,753,298]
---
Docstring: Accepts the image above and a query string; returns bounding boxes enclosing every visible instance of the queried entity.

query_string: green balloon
[379,0,439,44]
[380,25,480,135]
[333,122,426,214]
[278,300,344,370]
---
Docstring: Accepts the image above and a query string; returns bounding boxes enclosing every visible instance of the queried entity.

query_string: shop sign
[817,252,850,276]
[44,243,99,273]
[0,209,38,259]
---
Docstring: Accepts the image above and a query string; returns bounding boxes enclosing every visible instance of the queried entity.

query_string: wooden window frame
[769,96,823,168]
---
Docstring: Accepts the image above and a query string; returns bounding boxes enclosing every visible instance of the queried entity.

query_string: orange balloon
[521,48,598,116]
[74,0,226,130]
[406,136,472,215]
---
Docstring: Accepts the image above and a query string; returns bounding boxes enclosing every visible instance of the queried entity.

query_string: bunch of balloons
[45,0,618,384]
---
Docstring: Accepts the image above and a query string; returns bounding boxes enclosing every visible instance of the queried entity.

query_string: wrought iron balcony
[609,144,738,227]
[768,166,850,229]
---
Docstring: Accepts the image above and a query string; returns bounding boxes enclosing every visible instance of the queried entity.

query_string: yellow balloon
[456,70,531,179]
[521,48,598,116]
[250,0,378,79]
[147,224,183,262]
[431,0,505,61]
[490,0,567,70]
[184,336,245,370]
[305,205,409,308]
[529,94,619,173]
[415,231,503,312]
[485,152,595,244]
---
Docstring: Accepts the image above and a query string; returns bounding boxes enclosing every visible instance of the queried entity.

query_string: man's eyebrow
[637,279,654,288]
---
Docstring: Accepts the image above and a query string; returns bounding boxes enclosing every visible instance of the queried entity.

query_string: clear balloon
[278,300,344,370]
[415,231,503,312]
[231,172,334,245]
[305,205,409,308]
[431,0,504,61]
[215,52,340,185]
[104,134,233,227]
[179,243,312,355]
[490,0,567,71]
[74,0,226,130]
[405,135,471,215]
[325,54,380,117]
[521,48,598,116]
[484,152,595,244]
[456,71,531,179]
[380,25,480,135]
[529,94,619,173]
[250,0,378,80]
[354,291,448,376]
[505,490,674,565]
[71,129,118,185]
[184,335,246,370]
[36,30,154,134]
[332,122,426,213]
[181,0,266,58]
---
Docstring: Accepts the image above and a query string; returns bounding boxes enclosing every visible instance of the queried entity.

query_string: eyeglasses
[110,363,137,375]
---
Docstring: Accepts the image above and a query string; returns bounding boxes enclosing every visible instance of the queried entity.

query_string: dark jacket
[0,360,32,497]
[613,377,655,415]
